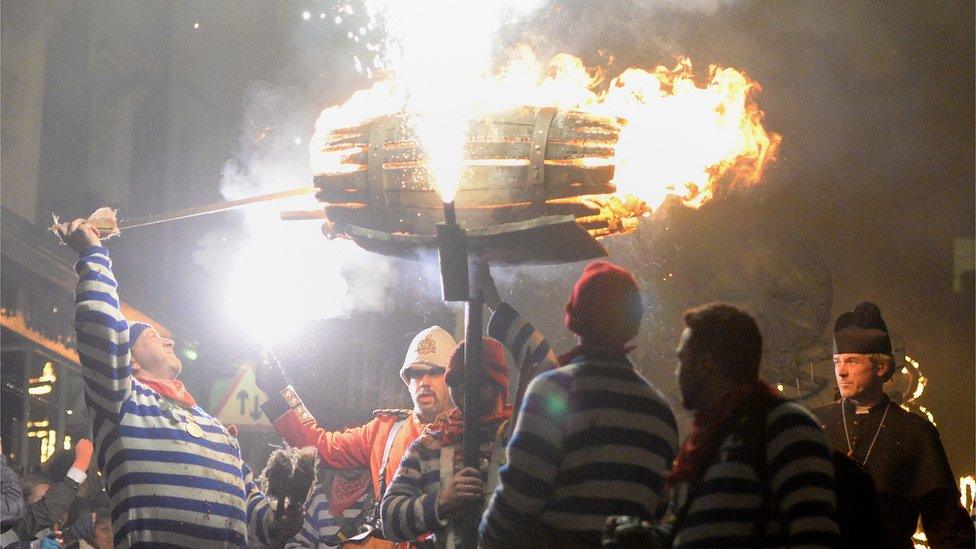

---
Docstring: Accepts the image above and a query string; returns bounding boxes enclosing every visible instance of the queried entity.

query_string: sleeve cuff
[261,385,315,426]
[79,245,110,258]
[66,467,88,484]
[425,493,446,529]
[260,388,292,422]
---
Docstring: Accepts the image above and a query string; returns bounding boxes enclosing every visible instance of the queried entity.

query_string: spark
[193,22,200,29]
[302,11,311,20]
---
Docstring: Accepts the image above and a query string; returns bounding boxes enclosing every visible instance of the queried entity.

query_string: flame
[961,475,976,512]
[311,47,780,217]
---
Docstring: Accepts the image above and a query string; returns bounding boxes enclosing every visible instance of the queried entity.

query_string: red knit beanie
[445,337,509,398]
[564,260,643,348]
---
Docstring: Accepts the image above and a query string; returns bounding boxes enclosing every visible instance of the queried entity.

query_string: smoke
[194,82,398,344]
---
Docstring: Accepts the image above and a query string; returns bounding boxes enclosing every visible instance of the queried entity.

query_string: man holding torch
[379,336,514,549]
[55,218,281,548]
[255,268,557,548]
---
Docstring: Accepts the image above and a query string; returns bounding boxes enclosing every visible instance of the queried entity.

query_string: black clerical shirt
[815,395,974,549]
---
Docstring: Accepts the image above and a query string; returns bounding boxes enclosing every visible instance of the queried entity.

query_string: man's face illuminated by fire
[403,365,452,423]
[675,327,708,411]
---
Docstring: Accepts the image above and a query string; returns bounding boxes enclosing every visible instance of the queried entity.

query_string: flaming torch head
[310,53,779,246]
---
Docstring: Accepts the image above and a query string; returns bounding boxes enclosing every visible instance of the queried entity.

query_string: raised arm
[256,354,376,470]
[57,220,134,420]
[477,267,558,408]
[15,440,92,540]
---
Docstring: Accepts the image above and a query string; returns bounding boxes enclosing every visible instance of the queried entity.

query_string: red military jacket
[263,386,425,499]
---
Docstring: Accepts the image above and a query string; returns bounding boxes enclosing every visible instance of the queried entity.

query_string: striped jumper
[479,353,679,548]
[669,401,839,548]
[380,302,558,548]
[74,246,275,548]
[285,476,369,548]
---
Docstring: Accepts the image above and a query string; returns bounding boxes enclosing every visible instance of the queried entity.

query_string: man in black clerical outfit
[815,302,974,548]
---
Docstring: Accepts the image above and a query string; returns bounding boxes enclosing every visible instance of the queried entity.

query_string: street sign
[212,363,272,430]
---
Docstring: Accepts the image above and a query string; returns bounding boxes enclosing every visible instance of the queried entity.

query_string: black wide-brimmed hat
[833,301,892,355]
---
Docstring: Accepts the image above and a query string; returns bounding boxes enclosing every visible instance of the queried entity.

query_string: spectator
[655,303,838,547]
[815,302,975,548]
[1,440,26,543]
[13,440,93,543]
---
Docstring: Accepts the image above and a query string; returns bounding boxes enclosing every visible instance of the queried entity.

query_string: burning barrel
[312,106,646,238]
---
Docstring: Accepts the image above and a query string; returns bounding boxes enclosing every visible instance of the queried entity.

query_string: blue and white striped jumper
[74,246,276,548]
[669,401,839,548]
[479,351,679,548]
[284,476,368,548]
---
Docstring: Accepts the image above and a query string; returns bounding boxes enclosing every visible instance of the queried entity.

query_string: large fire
[310,48,780,232]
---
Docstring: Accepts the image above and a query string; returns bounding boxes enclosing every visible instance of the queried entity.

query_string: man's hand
[53,219,101,254]
[72,439,94,472]
[254,351,289,396]
[602,516,660,548]
[436,467,485,518]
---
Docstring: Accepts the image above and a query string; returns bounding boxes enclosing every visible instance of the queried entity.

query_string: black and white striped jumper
[669,401,839,548]
[479,350,679,548]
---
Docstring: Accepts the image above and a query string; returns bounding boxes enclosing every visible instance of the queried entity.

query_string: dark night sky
[5,1,973,476]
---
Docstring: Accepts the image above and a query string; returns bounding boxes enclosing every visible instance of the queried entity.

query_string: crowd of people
[0,217,972,548]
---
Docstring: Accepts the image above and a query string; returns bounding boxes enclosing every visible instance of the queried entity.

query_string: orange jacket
[264,387,424,498]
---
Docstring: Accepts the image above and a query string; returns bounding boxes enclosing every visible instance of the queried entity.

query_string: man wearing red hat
[380,337,515,548]
[815,302,974,548]
[480,260,679,548]
[257,269,557,547]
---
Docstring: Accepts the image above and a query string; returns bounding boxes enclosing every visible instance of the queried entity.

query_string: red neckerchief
[421,401,513,449]
[668,380,778,487]
[328,470,371,517]
[138,376,198,408]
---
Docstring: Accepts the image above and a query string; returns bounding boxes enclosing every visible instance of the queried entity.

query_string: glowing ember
[311,48,780,221]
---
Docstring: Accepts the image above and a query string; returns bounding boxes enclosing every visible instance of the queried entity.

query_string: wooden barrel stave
[313,108,624,235]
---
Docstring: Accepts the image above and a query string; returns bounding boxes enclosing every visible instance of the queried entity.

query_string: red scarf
[422,403,512,449]
[668,380,778,487]
[138,377,197,408]
[328,470,371,518]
